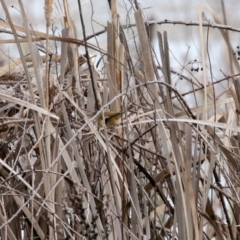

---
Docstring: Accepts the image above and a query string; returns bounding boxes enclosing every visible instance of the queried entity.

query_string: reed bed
[0,0,240,239]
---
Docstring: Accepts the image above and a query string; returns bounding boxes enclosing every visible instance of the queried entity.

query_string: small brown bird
[97,111,123,128]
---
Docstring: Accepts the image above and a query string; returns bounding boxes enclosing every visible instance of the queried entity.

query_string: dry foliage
[0,0,240,240]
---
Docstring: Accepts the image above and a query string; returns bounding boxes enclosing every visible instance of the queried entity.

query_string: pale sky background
[1,0,240,107]
[2,1,239,60]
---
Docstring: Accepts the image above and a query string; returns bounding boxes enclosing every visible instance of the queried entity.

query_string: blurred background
[1,0,240,109]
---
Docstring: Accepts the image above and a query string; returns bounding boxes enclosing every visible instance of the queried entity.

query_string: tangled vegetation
[0,0,240,239]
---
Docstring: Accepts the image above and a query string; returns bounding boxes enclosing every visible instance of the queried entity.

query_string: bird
[97,111,123,128]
